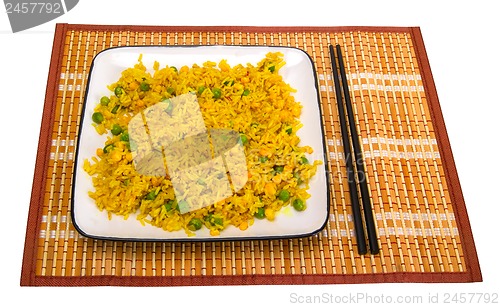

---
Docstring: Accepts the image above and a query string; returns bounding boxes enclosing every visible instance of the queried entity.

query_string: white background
[1,0,499,306]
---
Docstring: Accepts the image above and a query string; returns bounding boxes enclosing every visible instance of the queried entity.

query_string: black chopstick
[329,45,367,255]
[329,44,380,255]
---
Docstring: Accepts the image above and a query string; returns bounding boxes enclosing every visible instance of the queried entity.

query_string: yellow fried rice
[83,52,321,236]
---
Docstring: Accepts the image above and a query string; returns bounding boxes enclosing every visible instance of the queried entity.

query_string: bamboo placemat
[20,24,482,286]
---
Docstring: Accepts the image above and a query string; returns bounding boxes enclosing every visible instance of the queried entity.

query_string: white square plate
[71,45,330,241]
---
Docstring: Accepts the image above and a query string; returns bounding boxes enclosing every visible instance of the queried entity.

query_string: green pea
[300,156,309,165]
[145,190,157,200]
[111,124,122,136]
[254,207,265,219]
[273,165,284,173]
[165,200,180,212]
[259,156,269,163]
[170,66,178,73]
[212,88,222,99]
[293,172,303,185]
[100,96,110,106]
[163,200,175,211]
[92,112,104,124]
[120,132,129,142]
[293,199,306,211]
[286,127,292,135]
[140,82,150,91]
[114,86,123,97]
[204,214,213,222]
[240,134,248,145]
[278,190,290,202]
[197,86,206,95]
[188,218,203,231]
[268,65,275,72]
[242,89,250,96]
[166,87,175,95]
[178,199,189,212]
[213,217,224,226]
[205,214,224,226]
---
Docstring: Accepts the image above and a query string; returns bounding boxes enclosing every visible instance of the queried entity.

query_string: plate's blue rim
[70,44,331,242]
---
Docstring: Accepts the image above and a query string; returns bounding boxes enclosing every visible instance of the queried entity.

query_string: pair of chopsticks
[329,44,379,255]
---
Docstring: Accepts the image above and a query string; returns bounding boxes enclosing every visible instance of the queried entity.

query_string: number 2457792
[5,2,62,14]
